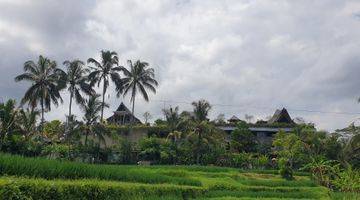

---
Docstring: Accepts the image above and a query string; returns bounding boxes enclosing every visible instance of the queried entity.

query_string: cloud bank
[1,0,360,131]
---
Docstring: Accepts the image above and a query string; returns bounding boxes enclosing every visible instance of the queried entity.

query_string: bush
[41,144,70,160]
[278,158,294,180]
[332,167,360,192]
[232,153,253,169]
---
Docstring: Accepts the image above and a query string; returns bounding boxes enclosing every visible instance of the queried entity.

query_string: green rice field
[0,154,358,200]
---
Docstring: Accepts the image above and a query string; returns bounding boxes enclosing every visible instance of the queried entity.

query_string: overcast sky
[1,0,360,131]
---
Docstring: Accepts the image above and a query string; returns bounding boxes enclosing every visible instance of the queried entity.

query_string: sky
[1,0,360,132]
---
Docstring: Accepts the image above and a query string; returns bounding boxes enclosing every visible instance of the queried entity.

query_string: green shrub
[332,167,360,192]
[41,144,69,160]
[278,158,294,180]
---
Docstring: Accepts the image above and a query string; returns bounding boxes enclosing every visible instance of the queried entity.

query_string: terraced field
[0,154,357,199]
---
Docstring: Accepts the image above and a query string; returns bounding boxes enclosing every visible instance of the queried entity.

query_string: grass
[0,153,357,199]
[0,153,201,186]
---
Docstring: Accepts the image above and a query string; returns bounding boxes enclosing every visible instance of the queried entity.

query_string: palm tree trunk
[101,79,106,122]
[85,126,89,146]
[69,91,73,118]
[41,97,45,132]
[131,97,135,124]
[196,133,202,165]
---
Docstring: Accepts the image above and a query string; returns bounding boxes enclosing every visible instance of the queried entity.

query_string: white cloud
[1,0,360,131]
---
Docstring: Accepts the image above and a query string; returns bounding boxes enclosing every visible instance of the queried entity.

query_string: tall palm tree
[189,100,212,164]
[120,60,158,123]
[192,99,211,122]
[15,55,66,128]
[87,50,122,121]
[18,108,39,139]
[63,59,94,119]
[81,94,108,146]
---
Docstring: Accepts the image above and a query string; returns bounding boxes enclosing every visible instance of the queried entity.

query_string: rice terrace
[0,153,353,200]
[1,0,360,200]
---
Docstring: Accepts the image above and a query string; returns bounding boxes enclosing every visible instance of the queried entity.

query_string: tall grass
[0,153,201,186]
[0,176,204,200]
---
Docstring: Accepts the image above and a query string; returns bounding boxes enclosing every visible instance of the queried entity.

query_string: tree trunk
[41,97,45,133]
[196,133,202,165]
[85,127,89,146]
[131,95,135,125]
[101,79,106,122]
[68,91,73,119]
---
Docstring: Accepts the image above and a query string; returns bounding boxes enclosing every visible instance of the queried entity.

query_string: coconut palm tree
[15,55,66,128]
[87,50,123,121]
[163,106,181,132]
[192,99,211,122]
[81,94,108,146]
[18,108,39,139]
[120,60,158,124]
[63,59,94,119]
[0,99,19,143]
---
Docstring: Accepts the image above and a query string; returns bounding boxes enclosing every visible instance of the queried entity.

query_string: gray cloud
[1,0,360,131]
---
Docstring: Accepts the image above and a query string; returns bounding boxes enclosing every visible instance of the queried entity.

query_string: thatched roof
[267,108,294,124]
[228,115,240,122]
[107,102,142,125]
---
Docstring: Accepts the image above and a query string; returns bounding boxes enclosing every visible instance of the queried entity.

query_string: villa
[102,104,296,147]
[218,108,296,144]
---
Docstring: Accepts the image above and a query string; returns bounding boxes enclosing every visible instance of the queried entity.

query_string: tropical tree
[0,99,19,143]
[231,121,257,153]
[81,94,108,146]
[143,111,152,124]
[192,99,211,122]
[120,60,158,124]
[87,50,122,121]
[63,59,94,119]
[15,55,66,128]
[18,108,39,139]
[187,121,224,165]
[163,106,181,132]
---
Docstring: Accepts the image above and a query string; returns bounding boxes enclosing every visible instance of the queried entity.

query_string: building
[107,102,142,125]
[218,108,295,144]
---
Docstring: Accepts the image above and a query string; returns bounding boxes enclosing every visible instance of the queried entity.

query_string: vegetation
[0,52,358,198]
[0,153,336,200]
[87,50,123,121]
[14,55,66,128]
[120,60,158,124]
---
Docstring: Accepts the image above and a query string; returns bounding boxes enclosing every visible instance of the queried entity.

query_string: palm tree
[18,108,39,139]
[63,59,94,119]
[189,100,213,164]
[187,121,224,165]
[81,94,108,146]
[192,99,211,122]
[15,55,66,128]
[0,99,19,143]
[163,106,181,132]
[120,60,158,124]
[87,50,123,121]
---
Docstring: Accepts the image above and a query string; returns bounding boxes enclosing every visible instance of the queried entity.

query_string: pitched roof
[116,102,132,113]
[107,102,142,124]
[228,115,240,122]
[267,108,294,124]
